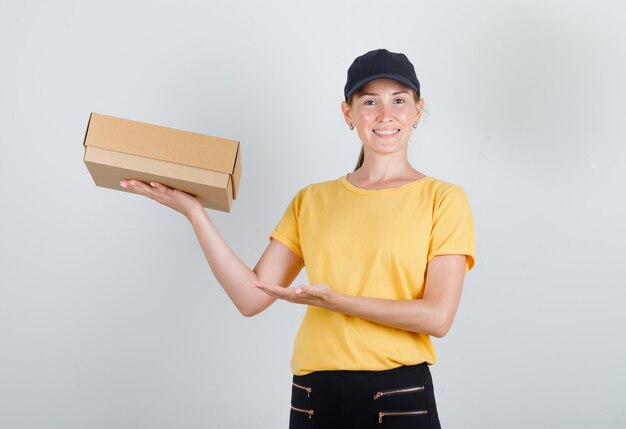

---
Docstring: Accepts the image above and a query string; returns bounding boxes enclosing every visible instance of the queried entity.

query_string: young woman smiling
[121,49,475,428]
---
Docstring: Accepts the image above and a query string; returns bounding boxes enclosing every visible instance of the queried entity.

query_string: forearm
[326,256,466,337]
[326,293,453,338]
[187,208,272,316]
[251,257,465,336]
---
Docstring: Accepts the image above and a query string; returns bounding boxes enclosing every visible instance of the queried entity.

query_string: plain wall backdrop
[1,0,625,428]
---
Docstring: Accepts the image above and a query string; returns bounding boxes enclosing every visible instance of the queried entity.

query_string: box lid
[83,113,239,176]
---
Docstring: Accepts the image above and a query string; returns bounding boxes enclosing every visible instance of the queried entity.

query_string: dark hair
[347,88,422,171]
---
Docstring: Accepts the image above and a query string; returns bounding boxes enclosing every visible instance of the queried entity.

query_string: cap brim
[345,73,420,100]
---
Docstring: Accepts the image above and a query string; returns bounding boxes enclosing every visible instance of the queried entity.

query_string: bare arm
[189,209,303,316]
[121,179,303,316]
[251,254,466,337]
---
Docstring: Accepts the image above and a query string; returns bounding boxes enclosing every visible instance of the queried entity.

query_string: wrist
[324,289,344,312]
[186,205,208,225]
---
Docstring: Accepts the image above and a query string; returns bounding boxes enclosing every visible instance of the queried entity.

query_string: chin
[368,144,406,156]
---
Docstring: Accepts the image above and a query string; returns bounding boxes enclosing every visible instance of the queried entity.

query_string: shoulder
[282,178,343,212]
[293,177,343,198]
[421,176,471,208]
[423,176,462,193]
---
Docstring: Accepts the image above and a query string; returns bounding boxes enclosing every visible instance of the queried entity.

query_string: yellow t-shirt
[269,175,476,375]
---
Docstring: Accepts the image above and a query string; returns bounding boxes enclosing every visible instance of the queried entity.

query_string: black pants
[289,363,441,429]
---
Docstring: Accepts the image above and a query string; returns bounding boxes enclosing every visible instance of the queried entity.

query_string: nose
[378,102,392,122]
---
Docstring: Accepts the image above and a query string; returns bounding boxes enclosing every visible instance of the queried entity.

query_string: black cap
[344,49,420,101]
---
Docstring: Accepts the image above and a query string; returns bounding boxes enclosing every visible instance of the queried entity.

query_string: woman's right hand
[120,179,204,220]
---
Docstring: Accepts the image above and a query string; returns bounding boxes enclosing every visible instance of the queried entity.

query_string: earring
[413,122,418,129]
[350,124,354,130]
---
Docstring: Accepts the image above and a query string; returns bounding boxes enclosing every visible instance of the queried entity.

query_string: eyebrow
[358,91,410,97]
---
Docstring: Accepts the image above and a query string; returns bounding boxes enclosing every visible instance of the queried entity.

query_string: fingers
[248,280,275,288]
[117,180,203,218]
[249,281,322,305]
[248,281,331,311]
[248,280,282,294]
[148,181,169,192]
[249,280,294,300]
[120,179,169,198]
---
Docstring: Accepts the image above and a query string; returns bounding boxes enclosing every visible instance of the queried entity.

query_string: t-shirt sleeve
[269,189,304,260]
[427,186,476,271]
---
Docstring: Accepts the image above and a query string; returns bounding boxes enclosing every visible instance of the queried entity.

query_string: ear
[341,100,353,127]
[414,98,425,125]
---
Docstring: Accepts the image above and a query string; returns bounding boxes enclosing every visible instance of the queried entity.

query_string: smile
[373,129,400,136]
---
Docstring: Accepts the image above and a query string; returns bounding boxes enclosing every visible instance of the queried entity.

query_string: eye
[394,98,406,104]
[363,99,377,106]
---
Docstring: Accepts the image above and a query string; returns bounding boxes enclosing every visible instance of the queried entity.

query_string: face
[342,78,423,158]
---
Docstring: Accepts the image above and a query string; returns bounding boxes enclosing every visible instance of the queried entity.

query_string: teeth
[374,129,398,135]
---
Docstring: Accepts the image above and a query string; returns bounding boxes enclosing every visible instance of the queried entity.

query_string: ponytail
[354,145,364,171]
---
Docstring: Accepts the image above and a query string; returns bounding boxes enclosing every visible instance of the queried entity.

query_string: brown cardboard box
[83,113,241,212]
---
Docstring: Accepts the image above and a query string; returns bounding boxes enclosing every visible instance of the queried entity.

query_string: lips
[373,129,400,136]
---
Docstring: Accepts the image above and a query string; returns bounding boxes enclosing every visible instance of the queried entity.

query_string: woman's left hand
[248,280,335,308]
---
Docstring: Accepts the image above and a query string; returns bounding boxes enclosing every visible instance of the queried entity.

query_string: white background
[1,0,625,428]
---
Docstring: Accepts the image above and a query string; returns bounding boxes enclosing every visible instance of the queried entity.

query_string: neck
[353,148,419,183]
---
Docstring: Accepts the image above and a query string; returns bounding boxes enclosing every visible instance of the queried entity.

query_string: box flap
[84,113,239,174]
[231,144,242,199]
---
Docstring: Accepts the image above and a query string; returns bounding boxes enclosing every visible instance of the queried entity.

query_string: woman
[121,48,475,428]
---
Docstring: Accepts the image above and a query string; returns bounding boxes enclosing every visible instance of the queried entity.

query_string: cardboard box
[83,113,241,212]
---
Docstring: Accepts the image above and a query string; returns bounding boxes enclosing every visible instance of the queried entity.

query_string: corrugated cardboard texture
[83,113,240,212]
